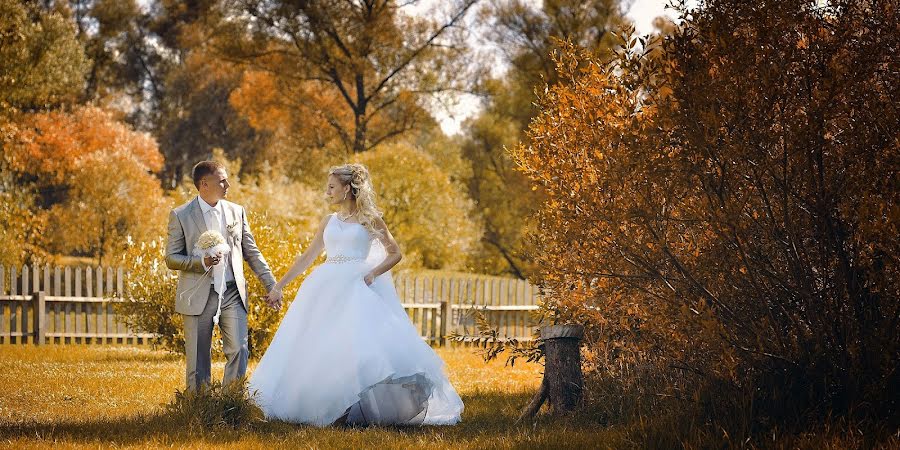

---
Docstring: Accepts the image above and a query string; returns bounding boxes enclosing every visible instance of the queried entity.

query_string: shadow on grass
[97,352,182,363]
[0,411,272,446]
[0,391,619,448]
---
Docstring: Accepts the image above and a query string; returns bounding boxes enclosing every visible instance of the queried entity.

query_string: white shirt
[198,197,235,284]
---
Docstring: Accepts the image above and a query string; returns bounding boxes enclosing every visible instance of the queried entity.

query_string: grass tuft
[166,379,265,430]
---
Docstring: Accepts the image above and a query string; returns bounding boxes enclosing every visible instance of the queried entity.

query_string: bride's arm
[272,215,329,293]
[364,216,403,285]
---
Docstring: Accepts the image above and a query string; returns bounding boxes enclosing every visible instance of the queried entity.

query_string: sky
[628,0,682,35]
[432,0,683,135]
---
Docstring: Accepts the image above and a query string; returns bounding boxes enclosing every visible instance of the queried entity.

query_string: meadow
[0,345,630,449]
[1,345,894,449]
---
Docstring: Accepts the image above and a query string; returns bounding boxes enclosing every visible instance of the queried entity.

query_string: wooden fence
[392,270,541,344]
[0,265,541,346]
[0,265,154,345]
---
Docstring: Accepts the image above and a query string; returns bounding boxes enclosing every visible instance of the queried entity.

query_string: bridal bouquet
[184,230,231,315]
[193,230,231,261]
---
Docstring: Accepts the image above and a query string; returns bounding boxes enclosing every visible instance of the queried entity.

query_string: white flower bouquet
[181,230,231,312]
[193,230,231,260]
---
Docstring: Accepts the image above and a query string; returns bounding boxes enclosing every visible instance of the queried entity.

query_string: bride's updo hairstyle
[329,163,383,237]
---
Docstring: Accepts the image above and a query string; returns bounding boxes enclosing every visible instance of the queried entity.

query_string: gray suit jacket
[165,197,276,315]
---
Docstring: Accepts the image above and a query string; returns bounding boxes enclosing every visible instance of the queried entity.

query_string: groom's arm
[164,210,205,273]
[240,207,277,291]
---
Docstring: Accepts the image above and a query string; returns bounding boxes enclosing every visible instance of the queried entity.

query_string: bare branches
[227,0,480,153]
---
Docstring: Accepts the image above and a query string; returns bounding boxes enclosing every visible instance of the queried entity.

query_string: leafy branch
[449,307,543,366]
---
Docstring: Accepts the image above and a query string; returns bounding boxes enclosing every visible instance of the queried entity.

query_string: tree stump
[518,324,584,422]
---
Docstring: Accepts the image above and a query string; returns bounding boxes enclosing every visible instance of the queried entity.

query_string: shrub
[117,237,184,353]
[166,379,265,430]
[0,175,46,267]
[510,0,899,440]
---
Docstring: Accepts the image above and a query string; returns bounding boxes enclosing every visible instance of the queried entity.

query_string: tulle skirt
[247,261,464,426]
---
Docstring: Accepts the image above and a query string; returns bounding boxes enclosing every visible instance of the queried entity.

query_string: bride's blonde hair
[329,163,383,236]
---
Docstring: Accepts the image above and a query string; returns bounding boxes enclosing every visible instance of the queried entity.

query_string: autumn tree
[0,181,46,267]
[480,0,625,122]
[0,0,90,266]
[513,0,898,436]
[59,1,152,104]
[662,0,899,423]
[356,144,481,270]
[0,0,89,116]
[46,0,227,128]
[155,51,271,186]
[144,1,289,184]
[41,0,275,184]
[459,102,537,277]
[228,68,348,182]
[460,0,627,277]
[5,106,167,265]
[49,149,168,265]
[218,0,479,154]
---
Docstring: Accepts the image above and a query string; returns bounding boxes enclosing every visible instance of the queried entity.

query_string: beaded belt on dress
[325,255,365,264]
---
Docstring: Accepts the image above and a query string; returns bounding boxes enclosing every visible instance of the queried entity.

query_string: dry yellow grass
[3,346,886,449]
[0,345,630,449]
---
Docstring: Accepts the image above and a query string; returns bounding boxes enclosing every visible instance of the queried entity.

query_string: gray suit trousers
[183,282,248,391]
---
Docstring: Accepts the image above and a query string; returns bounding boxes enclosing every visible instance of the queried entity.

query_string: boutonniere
[226,221,240,240]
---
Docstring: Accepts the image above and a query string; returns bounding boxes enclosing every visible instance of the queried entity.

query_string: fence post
[32,291,45,345]
[439,300,450,346]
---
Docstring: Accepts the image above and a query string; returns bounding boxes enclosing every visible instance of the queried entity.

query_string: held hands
[265,286,284,310]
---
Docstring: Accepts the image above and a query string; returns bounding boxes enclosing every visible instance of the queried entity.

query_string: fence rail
[391,270,541,344]
[0,265,542,346]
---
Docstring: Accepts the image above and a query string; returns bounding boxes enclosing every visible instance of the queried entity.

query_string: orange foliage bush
[513,0,898,433]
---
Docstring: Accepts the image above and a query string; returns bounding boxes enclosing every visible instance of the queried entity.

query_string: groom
[165,160,283,391]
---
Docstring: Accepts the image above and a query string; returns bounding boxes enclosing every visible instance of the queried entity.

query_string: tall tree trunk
[353,74,368,153]
[353,112,367,153]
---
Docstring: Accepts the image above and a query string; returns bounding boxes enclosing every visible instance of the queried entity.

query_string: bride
[248,163,464,426]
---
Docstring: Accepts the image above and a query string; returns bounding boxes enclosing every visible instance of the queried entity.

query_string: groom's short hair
[192,161,224,188]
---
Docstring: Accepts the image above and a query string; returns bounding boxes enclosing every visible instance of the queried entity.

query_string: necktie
[210,208,226,298]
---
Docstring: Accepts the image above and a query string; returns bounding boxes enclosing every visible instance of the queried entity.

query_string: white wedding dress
[248,214,464,426]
